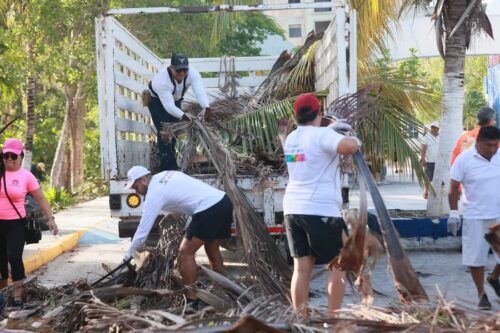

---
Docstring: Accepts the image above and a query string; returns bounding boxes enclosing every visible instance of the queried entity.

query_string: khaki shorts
[462,218,500,267]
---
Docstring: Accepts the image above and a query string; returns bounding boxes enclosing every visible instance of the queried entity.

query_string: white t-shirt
[450,146,500,219]
[423,133,439,163]
[126,171,225,258]
[150,66,209,119]
[283,126,345,217]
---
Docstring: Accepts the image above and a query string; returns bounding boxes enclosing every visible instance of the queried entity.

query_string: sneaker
[487,276,500,298]
[477,293,492,310]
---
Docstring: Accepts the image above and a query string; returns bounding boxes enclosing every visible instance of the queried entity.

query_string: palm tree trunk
[427,0,467,216]
[22,42,36,169]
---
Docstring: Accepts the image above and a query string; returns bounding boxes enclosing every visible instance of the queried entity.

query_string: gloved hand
[329,119,353,134]
[203,107,212,122]
[447,210,461,236]
[180,114,191,122]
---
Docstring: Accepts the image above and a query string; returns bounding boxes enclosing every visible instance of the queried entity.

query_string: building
[263,0,339,47]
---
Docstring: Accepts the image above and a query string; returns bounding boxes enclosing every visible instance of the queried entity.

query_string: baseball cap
[430,121,439,128]
[477,106,496,122]
[171,53,189,71]
[294,93,321,118]
[2,138,23,155]
[124,166,150,189]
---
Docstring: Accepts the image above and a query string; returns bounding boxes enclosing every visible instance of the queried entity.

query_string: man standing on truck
[448,126,500,310]
[283,93,360,316]
[123,166,233,309]
[148,53,212,170]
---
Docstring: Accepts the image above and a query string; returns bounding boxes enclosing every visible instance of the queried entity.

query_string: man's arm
[189,69,209,109]
[337,137,359,155]
[124,199,162,259]
[448,179,461,210]
[421,143,427,165]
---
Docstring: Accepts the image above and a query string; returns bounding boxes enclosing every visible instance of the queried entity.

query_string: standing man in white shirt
[123,166,233,306]
[421,121,440,199]
[148,53,211,170]
[283,93,360,316]
[448,126,500,310]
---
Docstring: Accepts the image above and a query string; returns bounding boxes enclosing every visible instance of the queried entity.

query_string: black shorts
[186,195,233,242]
[425,162,435,181]
[284,214,347,265]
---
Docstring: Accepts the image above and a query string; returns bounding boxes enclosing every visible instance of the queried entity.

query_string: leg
[148,98,179,170]
[0,224,9,282]
[469,266,485,298]
[178,236,205,300]
[204,240,224,275]
[291,256,315,315]
[6,220,26,302]
[327,268,346,314]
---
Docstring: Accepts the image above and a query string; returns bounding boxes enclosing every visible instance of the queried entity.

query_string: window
[314,21,330,33]
[289,24,302,38]
[314,0,331,12]
[288,0,300,3]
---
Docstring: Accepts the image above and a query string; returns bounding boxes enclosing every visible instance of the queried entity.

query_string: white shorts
[462,218,500,267]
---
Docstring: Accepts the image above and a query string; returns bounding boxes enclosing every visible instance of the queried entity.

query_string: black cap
[477,106,496,122]
[171,53,189,71]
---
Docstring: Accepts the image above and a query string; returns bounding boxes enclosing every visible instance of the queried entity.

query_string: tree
[400,0,494,215]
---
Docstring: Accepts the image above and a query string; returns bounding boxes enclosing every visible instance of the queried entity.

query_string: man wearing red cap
[283,93,360,316]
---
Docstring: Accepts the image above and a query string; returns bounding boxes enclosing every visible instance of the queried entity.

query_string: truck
[95,3,357,239]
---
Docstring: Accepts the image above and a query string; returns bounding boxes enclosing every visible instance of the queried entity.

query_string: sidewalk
[22,196,119,274]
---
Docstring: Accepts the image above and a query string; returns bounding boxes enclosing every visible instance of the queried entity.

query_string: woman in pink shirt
[0,138,58,307]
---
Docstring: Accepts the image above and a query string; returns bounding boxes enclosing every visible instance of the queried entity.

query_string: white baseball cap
[430,121,439,128]
[124,166,150,189]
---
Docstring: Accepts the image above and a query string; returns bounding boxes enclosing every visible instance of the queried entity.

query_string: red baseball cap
[294,93,321,118]
[2,138,23,155]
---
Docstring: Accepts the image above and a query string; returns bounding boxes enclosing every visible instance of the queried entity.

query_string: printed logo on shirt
[285,153,306,162]
[158,171,175,185]
[11,180,19,187]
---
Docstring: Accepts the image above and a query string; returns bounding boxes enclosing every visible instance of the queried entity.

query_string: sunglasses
[2,153,19,160]
[175,68,188,73]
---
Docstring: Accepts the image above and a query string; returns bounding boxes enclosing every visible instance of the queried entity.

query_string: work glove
[447,210,461,236]
[329,119,353,134]
[180,114,192,122]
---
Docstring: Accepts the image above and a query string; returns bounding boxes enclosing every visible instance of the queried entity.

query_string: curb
[23,230,86,275]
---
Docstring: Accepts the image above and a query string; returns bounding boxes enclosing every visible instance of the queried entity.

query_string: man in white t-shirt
[421,121,440,199]
[148,53,211,170]
[123,166,233,306]
[283,93,360,315]
[449,126,500,310]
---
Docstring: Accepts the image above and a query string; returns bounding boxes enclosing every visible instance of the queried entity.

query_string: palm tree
[401,0,493,215]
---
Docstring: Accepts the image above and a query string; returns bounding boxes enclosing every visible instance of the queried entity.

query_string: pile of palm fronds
[2,274,499,332]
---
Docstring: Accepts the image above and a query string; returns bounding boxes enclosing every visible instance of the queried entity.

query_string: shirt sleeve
[188,68,209,109]
[450,154,465,182]
[422,134,429,146]
[319,128,345,155]
[125,191,163,259]
[26,171,40,192]
[151,72,184,119]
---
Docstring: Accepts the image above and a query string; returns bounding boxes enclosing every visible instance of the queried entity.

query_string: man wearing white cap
[421,121,440,199]
[123,166,233,306]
